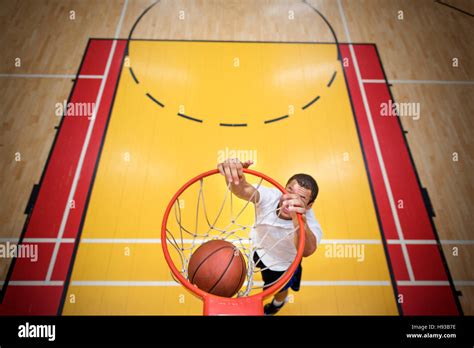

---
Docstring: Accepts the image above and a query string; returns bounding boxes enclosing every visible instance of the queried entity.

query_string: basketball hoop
[161,168,305,315]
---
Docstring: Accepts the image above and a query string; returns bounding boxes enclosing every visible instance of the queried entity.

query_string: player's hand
[217,158,253,185]
[282,193,306,217]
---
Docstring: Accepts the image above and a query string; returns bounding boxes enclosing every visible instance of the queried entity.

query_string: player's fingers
[223,165,233,184]
[282,193,298,201]
[229,163,240,185]
[294,198,304,206]
[242,160,254,168]
[288,205,305,213]
[218,163,225,176]
[236,162,244,179]
[285,198,303,207]
[296,198,305,207]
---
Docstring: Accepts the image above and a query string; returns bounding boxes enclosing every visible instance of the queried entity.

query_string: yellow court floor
[63,40,398,315]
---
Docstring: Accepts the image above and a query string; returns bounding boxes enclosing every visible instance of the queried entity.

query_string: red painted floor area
[0,39,126,315]
[341,43,460,315]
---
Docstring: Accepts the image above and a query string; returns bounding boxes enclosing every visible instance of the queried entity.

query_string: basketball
[188,240,247,298]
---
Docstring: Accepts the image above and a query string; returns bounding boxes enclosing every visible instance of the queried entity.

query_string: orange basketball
[188,240,247,298]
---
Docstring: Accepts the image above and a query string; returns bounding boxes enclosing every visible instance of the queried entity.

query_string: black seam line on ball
[189,246,231,284]
[229,252,247,297]
[207,248,238,295]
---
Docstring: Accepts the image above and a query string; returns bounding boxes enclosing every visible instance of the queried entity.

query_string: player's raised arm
[217,158,259,203]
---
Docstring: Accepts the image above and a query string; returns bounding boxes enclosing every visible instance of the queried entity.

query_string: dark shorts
[253,252,302,293]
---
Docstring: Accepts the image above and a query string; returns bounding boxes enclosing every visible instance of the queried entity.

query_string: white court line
[387,240,474,245]
[363,79,474,85]
[322,239,381,244]
[78,238,388,244]
[329,239,473,245]
[69,280,389,287]
[0,238,75,243]
[397,281,450,286]
[302,280,390,286]
[438,240,474,245]
[337,0,415,281]
[0,237,461,245]
[78,75,104,79]
[1,237,472,245]
[454,281,474,286]
[0,280,468,287]
[5,280,388,287]
[81,238,164,244]
[72,281,180,286]
[387,239,436,245]
[0,73,103,79]
[68,280,472,287]
[0,281,64,286]
[2,280,472,287]
[4,74,471,84]
[399,281,474,286]
[44,0,129,282]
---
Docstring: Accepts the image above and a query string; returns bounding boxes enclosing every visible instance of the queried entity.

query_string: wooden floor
[0,0,472,313]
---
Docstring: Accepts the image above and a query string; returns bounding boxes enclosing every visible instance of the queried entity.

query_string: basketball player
[218,158,322,315]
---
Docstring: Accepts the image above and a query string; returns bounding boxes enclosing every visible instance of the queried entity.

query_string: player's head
[278,173,319,219]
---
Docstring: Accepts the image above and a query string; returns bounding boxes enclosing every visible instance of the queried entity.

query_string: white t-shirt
[250,185,323,272]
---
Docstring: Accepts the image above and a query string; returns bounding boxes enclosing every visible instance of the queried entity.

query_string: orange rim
[161,168,305,305]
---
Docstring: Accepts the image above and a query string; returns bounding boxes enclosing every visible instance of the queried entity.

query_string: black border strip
[58,40,128,315]
[340,45,403,316]
[24,184,40,215]
[1,315,473,344]
[264,115,289,124]
[435,0,474,17]
[145,92,165,108]
[421,187,436,217]
[373,44,464,315]
[177,113,203,123]
[0,39,93,303]
[92,38,378,45]
[302,95,320,110]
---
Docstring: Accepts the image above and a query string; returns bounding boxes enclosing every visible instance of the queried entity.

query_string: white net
[164,171,301,297]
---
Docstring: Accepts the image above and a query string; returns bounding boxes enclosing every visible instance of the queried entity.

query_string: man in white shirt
[218,159,322,315]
